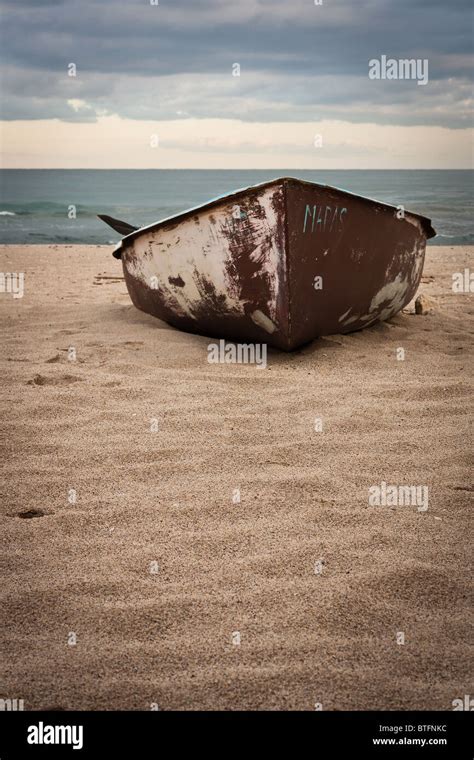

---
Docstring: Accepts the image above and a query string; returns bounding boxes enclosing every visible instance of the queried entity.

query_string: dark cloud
[0,0,472,126]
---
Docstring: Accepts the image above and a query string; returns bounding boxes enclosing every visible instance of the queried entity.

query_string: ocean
[0,169,472,246]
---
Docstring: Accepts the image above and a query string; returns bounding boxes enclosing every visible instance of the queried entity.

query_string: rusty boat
[99,177,436,351]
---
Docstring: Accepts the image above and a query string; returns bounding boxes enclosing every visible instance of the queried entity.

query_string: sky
[0,0,473,169]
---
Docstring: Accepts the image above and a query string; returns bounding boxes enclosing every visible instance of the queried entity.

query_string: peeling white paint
[123,186,283,322]
[369,273,410,322]
[340,239,425,329]
[342,314,361,326]
[250,309,277,334]
[370,274,407,309]
[338,308,352,323]
[404,214,424,233]
[411,244,424,283]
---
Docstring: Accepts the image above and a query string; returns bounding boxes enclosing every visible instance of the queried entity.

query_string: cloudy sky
[1,0,472,168]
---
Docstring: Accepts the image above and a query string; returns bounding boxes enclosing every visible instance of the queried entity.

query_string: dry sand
[1,244,472,711]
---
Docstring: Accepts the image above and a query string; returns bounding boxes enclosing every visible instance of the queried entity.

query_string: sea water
[0,169,472,246]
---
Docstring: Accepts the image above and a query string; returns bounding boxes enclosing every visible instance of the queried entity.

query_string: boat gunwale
[114,175,436,253]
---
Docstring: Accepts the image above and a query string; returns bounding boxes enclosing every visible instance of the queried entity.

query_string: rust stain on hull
[109,177,435,351]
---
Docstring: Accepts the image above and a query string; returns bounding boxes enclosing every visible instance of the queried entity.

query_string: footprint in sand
[27,374,83,386]
[94,275,124,285]
[16,509,49,519]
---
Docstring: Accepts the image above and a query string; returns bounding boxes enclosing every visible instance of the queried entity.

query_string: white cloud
[67,98,92,113]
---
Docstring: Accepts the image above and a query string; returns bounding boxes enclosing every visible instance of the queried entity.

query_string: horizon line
[0,167,472,171]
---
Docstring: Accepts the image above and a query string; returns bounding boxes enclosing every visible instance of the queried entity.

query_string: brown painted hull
[116,177,435,351]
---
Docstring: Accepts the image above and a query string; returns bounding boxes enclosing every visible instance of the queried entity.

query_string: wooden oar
[98,215,139,259]
[97,214,138,236]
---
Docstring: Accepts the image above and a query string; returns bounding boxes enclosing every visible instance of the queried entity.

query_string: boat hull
[119,178,434,351]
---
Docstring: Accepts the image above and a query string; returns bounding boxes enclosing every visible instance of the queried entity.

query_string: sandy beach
[0,243,472,711]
